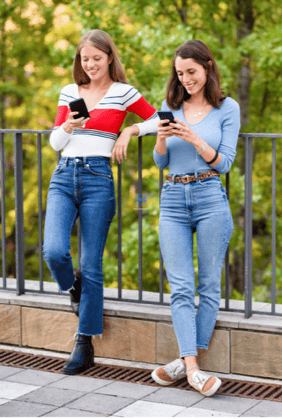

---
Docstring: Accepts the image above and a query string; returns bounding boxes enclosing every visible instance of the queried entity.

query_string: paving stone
[0,400,55,417]
[94,381,158,399]
[5,369,64,386]
[143,387,204,407]
[0,380,40,399]
[113,400,186,417]
[42,407,108,417]
[195,394,261,414]
[240,400,282,417]
[0,398,9,405]
[17,386,85,407]
[48,375,113,392]
[0,365,24,379]
[174,406,239,417]
[65,392,134,415]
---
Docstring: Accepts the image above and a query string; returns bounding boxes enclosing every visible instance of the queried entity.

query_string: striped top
[50,82,158,157]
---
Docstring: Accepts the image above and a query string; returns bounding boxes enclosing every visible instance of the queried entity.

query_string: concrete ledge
[1,286,282,379]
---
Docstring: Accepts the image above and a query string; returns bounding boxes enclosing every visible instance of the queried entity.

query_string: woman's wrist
[155,135,167,155]
[63,121,73,134]
[124,125,140,136]
[192,135,205,152]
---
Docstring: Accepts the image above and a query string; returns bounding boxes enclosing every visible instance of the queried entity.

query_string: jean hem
[58,286,73,292]
[180,352,198,358]
[197,346,209,350]
[76,331,103,337]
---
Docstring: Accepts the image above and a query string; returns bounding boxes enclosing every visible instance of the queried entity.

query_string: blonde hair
[73,29,128,85]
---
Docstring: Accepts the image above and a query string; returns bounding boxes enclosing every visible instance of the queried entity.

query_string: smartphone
[69,98,90,120]
[157,111,176,126]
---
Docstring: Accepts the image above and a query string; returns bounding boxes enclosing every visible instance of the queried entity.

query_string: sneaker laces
[163,359,185,380]
[189,370,210,391]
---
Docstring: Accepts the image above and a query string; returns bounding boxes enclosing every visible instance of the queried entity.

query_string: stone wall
[1,290,282,379]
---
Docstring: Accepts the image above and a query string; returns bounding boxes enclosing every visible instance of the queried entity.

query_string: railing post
[225,171,230,310]
[118,162,122,299]
[159,169,164,303]
[271,138,276,314]
[1,133,7,288]
[244,136,253,318]
[37,133,44,292]
[14,132,25,295]
[77,218,81,271]
[138,136,143,302]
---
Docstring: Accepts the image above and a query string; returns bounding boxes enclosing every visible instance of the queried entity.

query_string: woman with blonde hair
[44,29,157,375]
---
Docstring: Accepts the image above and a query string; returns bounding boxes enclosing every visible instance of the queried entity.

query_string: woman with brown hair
[43,29,157,375]
[151,40,240,396]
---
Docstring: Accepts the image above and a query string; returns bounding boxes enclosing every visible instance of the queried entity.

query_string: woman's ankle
[184,356,199,379]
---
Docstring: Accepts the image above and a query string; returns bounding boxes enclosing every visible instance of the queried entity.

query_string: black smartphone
[157,111,176,126]
[69,98,90,120]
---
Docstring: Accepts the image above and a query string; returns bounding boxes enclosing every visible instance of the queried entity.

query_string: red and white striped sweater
[50,82,158,157]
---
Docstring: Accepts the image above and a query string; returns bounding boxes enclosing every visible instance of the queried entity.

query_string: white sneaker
[188,368,222,397]
[151,359,186,386]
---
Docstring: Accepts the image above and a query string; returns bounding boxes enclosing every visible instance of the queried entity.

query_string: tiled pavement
[0,365,282,417]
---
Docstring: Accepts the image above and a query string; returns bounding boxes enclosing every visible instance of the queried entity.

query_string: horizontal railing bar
[1,129,282,139]
[238,133,282,138]
[0,129,52,134]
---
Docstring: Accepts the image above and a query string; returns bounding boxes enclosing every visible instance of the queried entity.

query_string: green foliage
[1,0,282,305]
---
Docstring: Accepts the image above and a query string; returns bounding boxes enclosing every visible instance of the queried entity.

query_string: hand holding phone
[157,111,176,126]
[69,98,90,120]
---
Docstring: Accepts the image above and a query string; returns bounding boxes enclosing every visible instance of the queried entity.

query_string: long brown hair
[166,40,225,110]
[73,29,128,85]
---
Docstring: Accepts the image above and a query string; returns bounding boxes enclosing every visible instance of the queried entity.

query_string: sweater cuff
[134,117,159,137]
[49,126,72,151]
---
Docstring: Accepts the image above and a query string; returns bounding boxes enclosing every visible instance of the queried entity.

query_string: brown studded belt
[166,169,220,184]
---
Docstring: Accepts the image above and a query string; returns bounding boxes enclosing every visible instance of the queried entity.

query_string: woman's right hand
[156,120,173,155]
[63,112,90,134]
[157,120,174,140]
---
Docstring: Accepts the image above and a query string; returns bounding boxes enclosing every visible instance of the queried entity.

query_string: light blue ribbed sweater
[153,97,240,175]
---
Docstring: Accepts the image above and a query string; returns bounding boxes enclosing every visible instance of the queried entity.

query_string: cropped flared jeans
[159,172,233,358]
[43,157,116,336]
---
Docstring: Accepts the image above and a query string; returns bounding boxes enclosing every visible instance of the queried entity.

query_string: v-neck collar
[77,82,116,112]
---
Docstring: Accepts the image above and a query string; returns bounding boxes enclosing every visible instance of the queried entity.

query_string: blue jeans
[159,173,233,357]
[43,157,116,336]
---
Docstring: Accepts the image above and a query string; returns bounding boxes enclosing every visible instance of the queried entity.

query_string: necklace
[193,105,204,117]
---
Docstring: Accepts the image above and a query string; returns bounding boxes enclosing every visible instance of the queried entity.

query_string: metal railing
[1,129,282,318]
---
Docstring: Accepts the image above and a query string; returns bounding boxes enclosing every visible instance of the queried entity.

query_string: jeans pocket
[85,164,112,179]
[53,164,65,175]
[199,177,220,187]
[162,181,173,192]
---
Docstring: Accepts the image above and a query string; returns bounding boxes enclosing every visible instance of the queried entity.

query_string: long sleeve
[212,99,240,174]
[49,85,74,151]
[127,96,159,136]
[153,145,169,169]
[153,100,169,169]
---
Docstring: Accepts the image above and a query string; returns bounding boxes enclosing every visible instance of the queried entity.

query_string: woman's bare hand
[157,119,174,140]
[63,112,90,134]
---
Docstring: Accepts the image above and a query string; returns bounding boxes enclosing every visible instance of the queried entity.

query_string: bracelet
[206,150,219,165]
[198,141,207,155]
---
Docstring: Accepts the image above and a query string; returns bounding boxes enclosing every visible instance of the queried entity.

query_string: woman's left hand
[111,128,132,164]
[170,118,198,145]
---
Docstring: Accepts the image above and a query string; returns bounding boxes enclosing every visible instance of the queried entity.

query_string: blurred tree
[1,0,282,303]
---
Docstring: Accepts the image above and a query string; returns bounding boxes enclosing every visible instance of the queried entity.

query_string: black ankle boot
[62,334,94,375]
[69,269,81,316]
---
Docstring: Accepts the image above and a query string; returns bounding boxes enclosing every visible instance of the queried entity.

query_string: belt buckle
[182,175,190,184]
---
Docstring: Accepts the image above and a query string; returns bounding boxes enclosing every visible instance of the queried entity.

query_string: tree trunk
[235,0,255,128]
[0,26,6,128]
